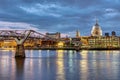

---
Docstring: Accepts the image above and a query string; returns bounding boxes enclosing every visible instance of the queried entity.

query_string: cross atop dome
[95,18,99,26]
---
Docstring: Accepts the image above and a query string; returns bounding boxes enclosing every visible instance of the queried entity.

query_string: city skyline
[0,0,120,37]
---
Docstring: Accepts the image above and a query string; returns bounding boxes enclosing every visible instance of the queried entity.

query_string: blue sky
[0,0,120,37]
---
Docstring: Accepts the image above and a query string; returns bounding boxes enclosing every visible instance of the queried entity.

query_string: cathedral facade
[91,19,102,37]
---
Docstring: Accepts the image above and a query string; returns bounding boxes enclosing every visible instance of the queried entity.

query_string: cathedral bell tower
[76,30,80,38]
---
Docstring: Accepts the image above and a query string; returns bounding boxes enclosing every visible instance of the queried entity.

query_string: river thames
[0,50,120,80]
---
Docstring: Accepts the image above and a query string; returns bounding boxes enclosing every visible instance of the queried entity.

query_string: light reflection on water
[0,50,120,80]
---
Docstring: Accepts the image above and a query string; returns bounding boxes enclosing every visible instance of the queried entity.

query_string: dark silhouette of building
[105,33,109,37]
[111,31,116,36]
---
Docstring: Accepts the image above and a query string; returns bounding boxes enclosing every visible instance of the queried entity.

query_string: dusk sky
[0,0,120,37]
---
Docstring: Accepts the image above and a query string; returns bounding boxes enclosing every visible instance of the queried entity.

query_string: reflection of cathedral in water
[91,19,102,37]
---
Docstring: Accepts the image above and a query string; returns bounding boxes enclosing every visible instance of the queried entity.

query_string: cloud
[20,4,61,17]
[0,0,120,36]
[19,3,64,17]
[0,21,39,30]
[19,3,82,18]
[104,8,120,17]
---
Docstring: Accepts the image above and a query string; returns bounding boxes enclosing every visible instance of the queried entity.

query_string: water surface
[0,50,120,80]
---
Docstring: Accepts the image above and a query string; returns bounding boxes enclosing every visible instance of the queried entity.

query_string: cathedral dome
[91,19,102,37]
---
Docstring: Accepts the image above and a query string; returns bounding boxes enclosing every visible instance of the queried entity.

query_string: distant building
[88,36,120,48]
[105,33,109,37]
[46,32,61,39]
[76,30,80,38]
[1,39,16,49]
[112,31,116,36]
[71,38,81,46]
[91,19,102,37]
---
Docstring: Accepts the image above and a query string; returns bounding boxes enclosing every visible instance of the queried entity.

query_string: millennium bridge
[0,30,59,58]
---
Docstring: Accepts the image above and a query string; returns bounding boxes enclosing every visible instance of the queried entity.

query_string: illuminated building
[91,19,102,37]
[0,40,4,48]
[80,36,89,48]
[57,41,64,47]
[88,36,120,48]
[46,32,61,39]
[0,39,41,49]
[24,39,38,47]
[1,39,16,49]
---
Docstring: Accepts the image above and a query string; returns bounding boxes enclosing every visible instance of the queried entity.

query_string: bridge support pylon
[15,44,25,58]
[14,30,32,58]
